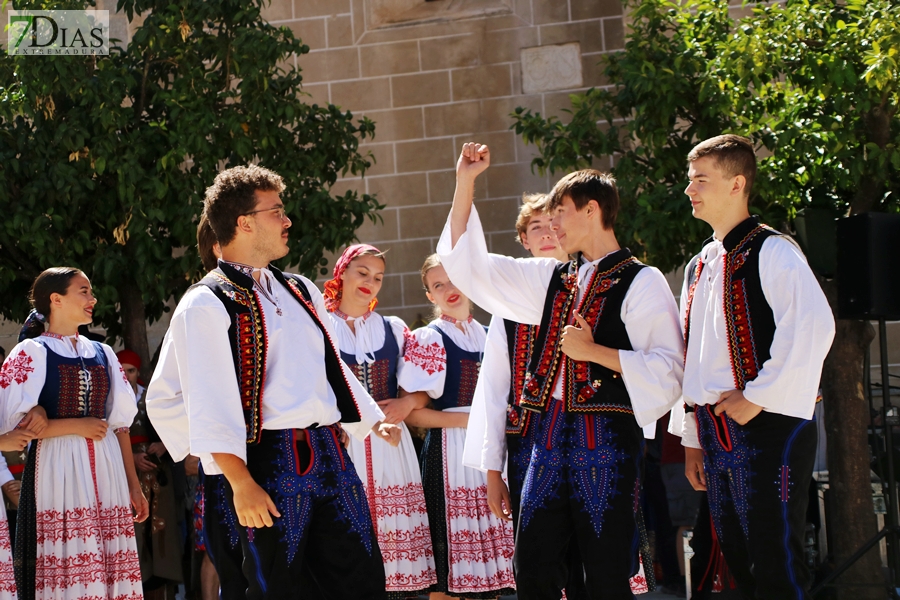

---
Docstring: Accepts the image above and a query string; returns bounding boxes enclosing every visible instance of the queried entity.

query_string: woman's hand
[0,428,35,452]
[18,406,48,436]
[147,442,167,458]
[376,397,416,425]
[1,481,21,508]
[75,418,109,441]
[129,482,150,523]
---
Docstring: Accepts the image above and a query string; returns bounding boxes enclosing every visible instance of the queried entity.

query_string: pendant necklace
[254,275,283,316]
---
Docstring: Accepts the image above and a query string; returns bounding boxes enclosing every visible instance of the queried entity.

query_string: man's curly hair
[204,165,285,246]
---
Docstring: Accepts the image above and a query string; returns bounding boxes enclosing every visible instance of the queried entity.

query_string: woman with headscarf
[0,267,147,600]
[323,244,437,599]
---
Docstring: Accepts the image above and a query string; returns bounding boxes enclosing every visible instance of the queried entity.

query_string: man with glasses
[148,165,400,600]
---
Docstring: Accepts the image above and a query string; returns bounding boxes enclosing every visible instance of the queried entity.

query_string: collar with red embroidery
[332,308,373,322]
[440,314,473,325]
[40,332,77,341]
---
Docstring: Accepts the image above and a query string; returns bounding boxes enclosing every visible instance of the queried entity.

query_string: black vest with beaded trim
[520,248,645,415]
[683,217,780,390]
[197,261,362,445]
[503,319,538,436]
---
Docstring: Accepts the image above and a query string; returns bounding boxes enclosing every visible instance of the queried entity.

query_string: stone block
[366,107,425,142]
[327,14,354,47]
[295,0,350,19]
[301,83,330,107]
[398,203,451,239]
[582,53,608,88]
[475,197,523,231]
[521,43,583,94]
[380,239,435,274]
[571,0,623,20]
[452,64,511,102]
[359,143,396,177]
[392,71,452,107]
[395,138,456,173]
[367,173,429,207]
[487,27,539,64]
[480,95,542,131]
[299,47,360,83]
[355,208,399,243]
[360,40,421,77]
[369,273,404,308]
[424,101,482,138]
[428,168,489,206]
[390,305,433,330]
[604,17,625,51]
[453,130,516,165]
[261,0,293,23]
[532,0,569,25]
[543,90,580,123]
[485,162,549,199]
[288,18,326,50]
[420,34,482,71]
[401,273,435,309]
[331,78,392,111]
[328,177,364,200]
[539,20,604,54]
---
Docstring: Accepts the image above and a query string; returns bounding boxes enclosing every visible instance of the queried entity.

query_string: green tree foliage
[513,1,899,596]
[0,0,379,372]
[513,0,899,273]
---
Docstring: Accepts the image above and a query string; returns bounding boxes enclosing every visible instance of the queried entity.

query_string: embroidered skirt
[346,422,436,598]
[15,432,142,600]
[421,407,515,598]
[0,500,16,600]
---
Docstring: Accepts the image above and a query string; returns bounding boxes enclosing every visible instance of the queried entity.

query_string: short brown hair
[547,170,618,230]
[514,193,550,244]
[204,165,285,246]
[197,212,219,271]
[688,135,757,198]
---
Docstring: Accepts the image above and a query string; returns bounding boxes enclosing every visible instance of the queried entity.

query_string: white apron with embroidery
[442,407,516,594]
[0,500,16,600]
[346,423,437,592]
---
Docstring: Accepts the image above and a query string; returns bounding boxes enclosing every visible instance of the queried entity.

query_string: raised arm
[450,142,491,248]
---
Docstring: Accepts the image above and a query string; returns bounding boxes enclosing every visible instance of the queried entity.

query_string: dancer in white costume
[323,244,437,598]
[0,268,147,600]
[399,255,516,600]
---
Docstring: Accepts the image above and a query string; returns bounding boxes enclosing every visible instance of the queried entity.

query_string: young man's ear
[732,174,747,197]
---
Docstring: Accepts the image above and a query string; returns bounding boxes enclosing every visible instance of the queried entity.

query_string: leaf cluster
[0,0,381,340]
[513,0,900,272]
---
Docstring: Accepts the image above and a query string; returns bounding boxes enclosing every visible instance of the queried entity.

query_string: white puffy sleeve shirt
[0,336,137,432]
[437,207,684,428]
[397,318,487,401]
[679,236,836,449]
[147,272,385,475]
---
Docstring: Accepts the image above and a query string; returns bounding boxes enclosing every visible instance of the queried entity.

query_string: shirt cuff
[680,409,701,449]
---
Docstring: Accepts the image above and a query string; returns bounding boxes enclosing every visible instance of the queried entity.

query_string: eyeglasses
[244,205,287,220]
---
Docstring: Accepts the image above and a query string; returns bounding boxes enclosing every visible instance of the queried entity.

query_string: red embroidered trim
[385,566,438,590]
[34,549,142,590]
[371,483,429,518]
[377,522,434,562]
[0,350,35,389]
[448,567,516,593]
[0,519,14,594]
[35,505,136,543]
[403,336,446,375]
[683,258,704,363]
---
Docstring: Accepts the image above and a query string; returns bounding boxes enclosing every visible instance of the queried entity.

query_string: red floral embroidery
[385,566,438,591]
[36,505,136,543]
[34,548,142,590]
[0,350,34,389]
[0,519,15,594]
[118,363,130,386]
[403,336,446,375]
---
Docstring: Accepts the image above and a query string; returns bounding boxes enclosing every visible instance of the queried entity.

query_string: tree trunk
[119,274,153,384]
[820,278,883,599]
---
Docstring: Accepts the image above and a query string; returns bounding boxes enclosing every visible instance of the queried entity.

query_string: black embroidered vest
[197,262,362,445]
[683,217,780,390]
[503,319,537,436]
[521,249,645,415]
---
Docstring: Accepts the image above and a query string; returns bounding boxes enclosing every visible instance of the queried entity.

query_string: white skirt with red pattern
[346,422,436,597]
[0,500,16,600]
[20,431,142,600]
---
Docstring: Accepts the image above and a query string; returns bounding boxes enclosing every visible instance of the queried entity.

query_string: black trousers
[696,406,817,600]
[230,426,386,600]
[201,468,249,600]
[514,399,643,600]
[508,422,590,600]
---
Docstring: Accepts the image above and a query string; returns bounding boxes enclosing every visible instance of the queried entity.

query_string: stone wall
[264,0,627,325]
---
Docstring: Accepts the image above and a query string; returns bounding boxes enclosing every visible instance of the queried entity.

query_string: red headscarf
[116,349,142,370]
[323,244,382,313]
